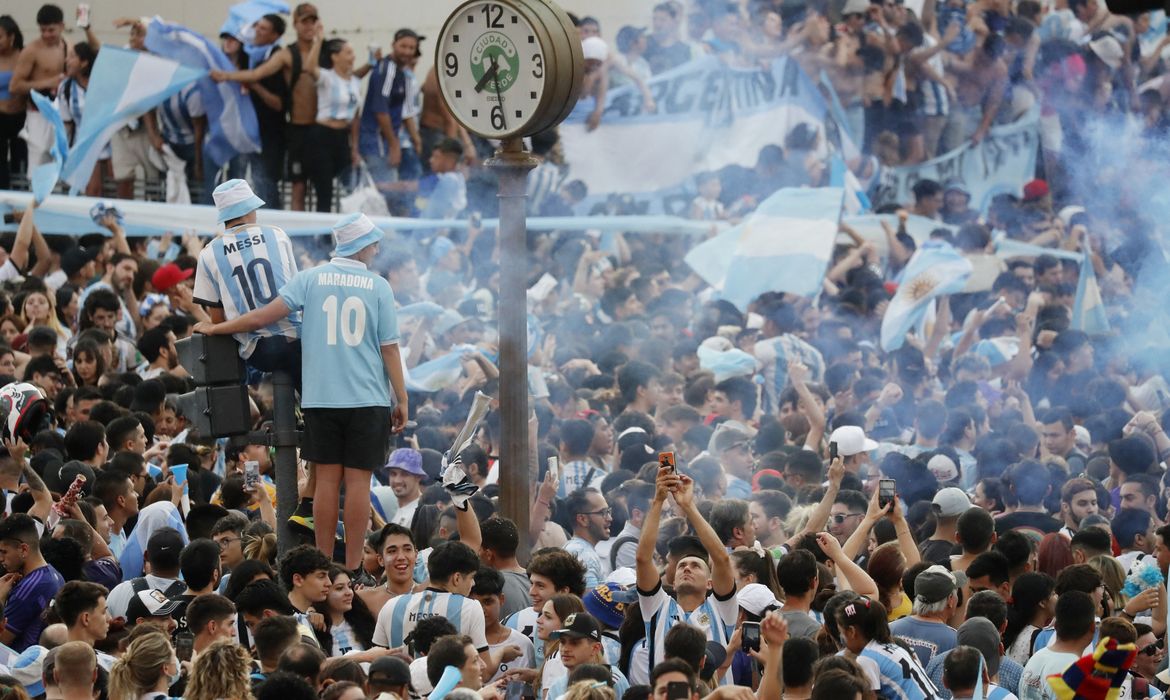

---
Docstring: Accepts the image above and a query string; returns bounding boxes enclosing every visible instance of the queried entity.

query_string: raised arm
[816,531,879,598]
[673,471,734,597]
[8,204,39,273]
[636,466,677,592]
[785,459,844,548]
[842,487,888,562]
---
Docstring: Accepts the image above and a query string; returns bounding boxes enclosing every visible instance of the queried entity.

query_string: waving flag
[145,17,262,169]
[403,345,478,392]
[220,0,289,44]
[881,240,972,351]
[687,187,845,312]
[28,93,68,203]
[60,47,205,194]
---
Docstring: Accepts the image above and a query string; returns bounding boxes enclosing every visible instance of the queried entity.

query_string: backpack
[130,577,187,598]
[609,535,639,570]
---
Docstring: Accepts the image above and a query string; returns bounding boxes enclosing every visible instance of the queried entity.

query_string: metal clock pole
[491,137,537,562]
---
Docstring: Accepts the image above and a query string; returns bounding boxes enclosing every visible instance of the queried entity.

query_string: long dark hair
[1004,572,1056,649]
[73,41,98,78]
[837,595,891,644]
[0,16,23,51]
[318,565,377,651]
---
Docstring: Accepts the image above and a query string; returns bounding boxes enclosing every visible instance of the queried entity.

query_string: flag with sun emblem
[881,240,972,351]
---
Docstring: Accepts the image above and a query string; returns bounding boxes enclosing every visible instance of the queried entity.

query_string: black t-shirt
[994,511,1062,537]
[644,37,692,75]
[919,538,958,566]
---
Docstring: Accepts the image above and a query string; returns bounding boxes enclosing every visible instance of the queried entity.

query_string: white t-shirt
[393,498,419,527]
[1020,648,1080,700]
[316,68,361,123]
[489,628,535,682]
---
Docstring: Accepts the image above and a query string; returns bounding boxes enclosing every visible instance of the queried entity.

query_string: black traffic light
[175,335,251,437]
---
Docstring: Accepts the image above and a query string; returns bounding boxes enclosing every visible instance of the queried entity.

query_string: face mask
[167,657,181,686]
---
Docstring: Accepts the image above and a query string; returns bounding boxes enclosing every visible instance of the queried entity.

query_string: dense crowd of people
[0,0,1166,700]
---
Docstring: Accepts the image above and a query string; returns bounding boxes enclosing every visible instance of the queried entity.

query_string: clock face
[437,0,547,139]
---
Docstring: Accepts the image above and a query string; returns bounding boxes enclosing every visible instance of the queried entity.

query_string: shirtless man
[211,3,322,211]
[944,34,1008,148]
[9,5,67,178]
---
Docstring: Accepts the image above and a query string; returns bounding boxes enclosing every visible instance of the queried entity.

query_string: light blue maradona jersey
[279,257,399,408]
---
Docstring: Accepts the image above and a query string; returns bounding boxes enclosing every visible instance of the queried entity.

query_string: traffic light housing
[175,335,251,438]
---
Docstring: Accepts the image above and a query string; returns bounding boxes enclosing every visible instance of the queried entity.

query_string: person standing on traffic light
[193,179,302,387]
[194,212,408,569]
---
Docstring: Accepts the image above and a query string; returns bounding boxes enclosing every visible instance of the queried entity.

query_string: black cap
[368,656,412,686]
[45,460,95,495]
[553,612,602,641]
[61,246,100,277]
[701,641,727,682]
[394,28,425,43]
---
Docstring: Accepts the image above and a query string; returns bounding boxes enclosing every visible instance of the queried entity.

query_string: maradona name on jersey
[318,273,376,289]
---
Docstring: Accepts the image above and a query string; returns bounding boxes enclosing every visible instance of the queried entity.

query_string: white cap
[829,425,878,457]
[927,454,960,483]
[582,36,608,62]
[932,487,974,517]
[212,178,264,224]
[1089,35,1123,70]
[331,212,385,257]
[738,583,780,616]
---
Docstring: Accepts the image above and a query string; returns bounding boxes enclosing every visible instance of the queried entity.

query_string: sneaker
[288,513,314,534]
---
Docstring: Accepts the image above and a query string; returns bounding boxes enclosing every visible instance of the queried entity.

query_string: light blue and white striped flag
[404,345,478,393]
[145,17,262,169]
[880,240,972,351]
[118,500,189,581]
[1072,250,1109,335]
[689,187,845,312]
[28,92,68,204]
[220,0,289,44]
[60,46,206,194]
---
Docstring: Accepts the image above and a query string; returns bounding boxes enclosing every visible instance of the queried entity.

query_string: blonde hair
[108,630,173,700]
[20,290,65,338]
[563,681,617,700]
[243,530,278,565]
[1088,554,1126,612]
[185,639,255,700]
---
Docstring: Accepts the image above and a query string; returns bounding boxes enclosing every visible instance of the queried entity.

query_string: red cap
[151,263,194,292]
[752,469,784,492]
[1022,179,1049,202]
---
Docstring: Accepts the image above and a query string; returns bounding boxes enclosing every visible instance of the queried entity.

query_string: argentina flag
[404,345,478,392]
[881,240,972,351]
[28,92,68,203]
[60,46,205,194]
[118,500,189,581]
[702,187,845,312]
[145,17,262,169]
[219,0,289,45]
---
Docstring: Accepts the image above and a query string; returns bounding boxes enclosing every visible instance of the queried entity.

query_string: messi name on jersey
[318,273,376,289]
[223,233,267,254]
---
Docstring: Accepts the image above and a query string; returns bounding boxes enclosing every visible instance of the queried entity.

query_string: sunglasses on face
[831,513,863,524]
[1142,640,1165,656]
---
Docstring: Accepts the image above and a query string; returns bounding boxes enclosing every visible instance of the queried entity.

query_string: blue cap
[212,179,265,224]
[332,212,385,257]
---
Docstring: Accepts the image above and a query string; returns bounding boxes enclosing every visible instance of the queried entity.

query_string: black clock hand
[474,62,499,93]
[493,71,507,131]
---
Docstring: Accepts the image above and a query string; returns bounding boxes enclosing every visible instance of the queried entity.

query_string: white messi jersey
[373,587,488,652]
[193,223,301,358]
